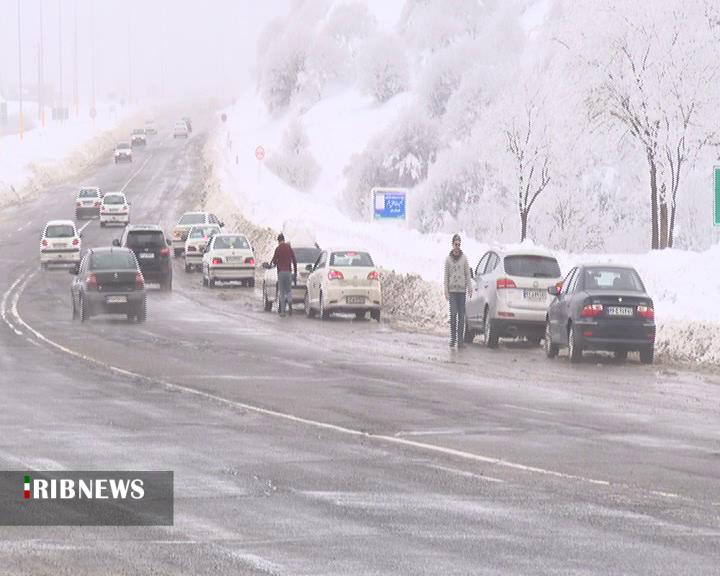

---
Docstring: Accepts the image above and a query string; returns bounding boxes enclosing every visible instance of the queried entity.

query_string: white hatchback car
[99,192,130,227]
[114,142,132,163]
[184,224,221,272]
[171,211,223,257]
[75,186,103,220]
[465,248,562,347]
[304,248,381,321]
[201,233,256,288]
[173,121,189,139]
[40,220,81,270]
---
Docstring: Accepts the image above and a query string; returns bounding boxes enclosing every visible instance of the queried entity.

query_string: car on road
[173,121,189,139]
[75,186,103,219]
[201,233,255,288]
[465,248,562,348]
[40,220,82,270]
[99,192,130,227]
[544,264,656,364]
[113,225,173,291]
[182,116,193,133]
[262,244,321,312]
[114,142,132,163]
[144,119,157,135]
[304,248,381,321]
[184,224,221,272]
[70,247,146,323]
[131,128,147,147]
[171,211,223,257]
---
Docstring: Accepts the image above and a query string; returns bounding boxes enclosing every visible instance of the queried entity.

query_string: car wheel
[614,348,628,362]
[305,290,316,318]
[136,301,147,323]
[483,308,499,349]
[248,278,255,288]
[40,262,48,271]
[202,273,208,287]
[184,262,192,273]
[263,284,272,312]
[79,296,89,323]
[319,292,330,320]
[370,309,381,322]
[100,222,105,228]
[355,311,366,320]
[174,249,183,258]
[544,320,559,359]
[639,345,654,365]
[463,319,474,343]
[568,324,583,363]
[208,276,216,288]
[71,294,78,321]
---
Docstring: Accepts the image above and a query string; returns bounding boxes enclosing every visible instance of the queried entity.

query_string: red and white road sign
[255,145,265,161]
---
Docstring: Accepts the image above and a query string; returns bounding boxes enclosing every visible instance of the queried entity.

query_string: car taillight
[72,238,79,246]
[187,246,196,252]
[212,257,222,265]
[94,202,101,207]
[135,273,144,289]
[159,247,170,257]
[76,202,82,207]
[86,274,98,290]
[245,257,255,265]
[496,278,517,289]
[637,305,654,320]
[122,205,128,211]
[367,271,379,281]
[41,239,48,247]
[328,269,344,280]
[580,304,604,317]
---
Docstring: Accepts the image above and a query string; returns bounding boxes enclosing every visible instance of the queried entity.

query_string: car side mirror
[79,233,83,239]
[305,264,313,272]
[548,284,561,296]
[69,268,78,275]
[219,221,224,228]
[166,238,171,246]
[470,269,474,279]
[112,239,120,247]
[261,262,271,269]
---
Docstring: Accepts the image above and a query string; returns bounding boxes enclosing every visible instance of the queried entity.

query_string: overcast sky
[0,0,291,105]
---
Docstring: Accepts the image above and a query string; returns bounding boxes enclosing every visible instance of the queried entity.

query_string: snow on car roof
[46,219,75,226]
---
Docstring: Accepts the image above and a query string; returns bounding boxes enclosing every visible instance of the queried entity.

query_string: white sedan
[304,248,381,321]
[184,224,221,272]
[201,233,256,288]
[99,192,130,227]
[40,220,82,270]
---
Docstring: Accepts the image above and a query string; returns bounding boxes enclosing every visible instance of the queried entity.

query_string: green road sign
[715,167,720,226]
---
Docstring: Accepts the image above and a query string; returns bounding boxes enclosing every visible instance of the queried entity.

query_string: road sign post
[371,187,408,223]
[714,166,720,226]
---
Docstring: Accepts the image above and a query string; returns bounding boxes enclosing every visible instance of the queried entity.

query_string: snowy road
[1,112,719,575]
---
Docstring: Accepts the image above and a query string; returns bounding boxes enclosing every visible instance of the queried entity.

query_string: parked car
[262,244,321,312]
[465,248,562,348]
[70,247,146,322]
[184,224,221,272]
[114,142,132,163]
[173,121,188,139]
[40,220,82,270]
[544,264,655,364]
[113,225,173,291]
[182,116,192,133]
[171,212,223,257]
[144,119,157,135]
[304,248,381,321]
[201,233,255,288]
[75,186,103,219]
[99,192,130,227]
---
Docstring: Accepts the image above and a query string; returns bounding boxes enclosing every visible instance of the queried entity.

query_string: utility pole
[73,0,78,116]
[17,0,24,139]
[39,0,45,128]
[127,6,132,105]
[58,0,63,120]
[90,0,96,126]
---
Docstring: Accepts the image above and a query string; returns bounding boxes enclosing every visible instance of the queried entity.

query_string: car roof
[576,263,638,270]
[324,247,371,254]
[213,232,247,238]
[89,246,132,254]
[488,246,557,258]
[189,223,220,229]
[117,142,130,146]
[126,224,162,231]
[45,219,76,227]
[79,186,100,191]
[103,191,125,197]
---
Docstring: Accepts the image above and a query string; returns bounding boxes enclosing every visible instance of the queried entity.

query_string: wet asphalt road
[0,111,719,575]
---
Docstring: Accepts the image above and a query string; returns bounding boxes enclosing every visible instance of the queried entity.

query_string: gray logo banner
[0,471,173,526]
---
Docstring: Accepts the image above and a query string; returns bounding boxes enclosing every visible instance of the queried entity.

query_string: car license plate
[608,306,633,317]
[53,243,64,248]
[523,289,545,302]
[347,296,365,304]
[106,295,127,304]
[139,253,154,259]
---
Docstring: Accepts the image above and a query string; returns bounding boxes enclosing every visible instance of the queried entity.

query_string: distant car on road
[184,224,221,272]
[182,116,192,133]
[262,244,321,312]
[465,248,562,348]
[544,264,655,364]
[75,186,103,220]
[201,233,255,288]
[114,142,132,163]
[113,225,173,291]
[144,119,157,135]
[304,248,381,321]
[70,247,146,323]
[171,211,223,257]
[173,121,189,139]
[40,220,81,270]
[99,192,130,227]
[131,128,147,147]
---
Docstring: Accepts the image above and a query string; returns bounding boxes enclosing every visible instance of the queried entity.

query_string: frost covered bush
[266,120,320,191]
[357,36,410,103]
[442,66,492,142]
[418,48,465,117]
[257,24,311,112]
[399,0,483,53]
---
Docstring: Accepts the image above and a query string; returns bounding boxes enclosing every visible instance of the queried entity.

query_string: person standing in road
[271,233,297,317]
[444,233,472,348]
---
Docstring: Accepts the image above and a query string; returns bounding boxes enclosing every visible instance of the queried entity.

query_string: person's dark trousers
[278,271,293,314]
[448,291,466,345]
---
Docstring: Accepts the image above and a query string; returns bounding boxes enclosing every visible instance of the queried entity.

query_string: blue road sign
[373,188,407,220]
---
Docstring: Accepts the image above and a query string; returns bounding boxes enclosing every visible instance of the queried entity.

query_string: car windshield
[126,232,165,248]
[78,189,98,198]
[189,226,219,239]
[90,251,137,270]
[294,247,321,263]
[213,236,249,250]
[133,129,144,134]
[330,251,374,267]
[45,225,75,238]
[178,214,206,225]
[583,267,645,292]
[103,195,125,205]
[117,143,130,149]
[504,255,561,278]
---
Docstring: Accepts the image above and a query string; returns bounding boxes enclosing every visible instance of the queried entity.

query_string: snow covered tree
[357,36,410,103]
[266,119,320,191]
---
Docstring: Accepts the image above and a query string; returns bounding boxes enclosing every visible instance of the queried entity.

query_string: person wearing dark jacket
[270,233,297,316]
[444,233,472,347]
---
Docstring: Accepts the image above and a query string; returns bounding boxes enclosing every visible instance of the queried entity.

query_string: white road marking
[119,154,154,193]
[1,273,26,336]
[425,463,505,483]
[78,220,92,233]
[16,219,32,232]
[503,403,555,416]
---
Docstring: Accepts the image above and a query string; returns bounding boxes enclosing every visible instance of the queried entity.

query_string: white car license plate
[106,295,127,304]
[139,253,154,259]
[523,289,545,302]
[227,256,244,263]
[608,306,633,317]
[347,296,365,304]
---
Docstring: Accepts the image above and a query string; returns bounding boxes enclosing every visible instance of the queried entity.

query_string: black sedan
[544,264,655,364]
[70,247,147,322]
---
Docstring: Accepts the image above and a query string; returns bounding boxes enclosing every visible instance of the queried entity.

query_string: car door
[308,252,326,306]
[72,254,88,305]
[467,253,490,326]
[482,252,500,317]
[552,267,578,345]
